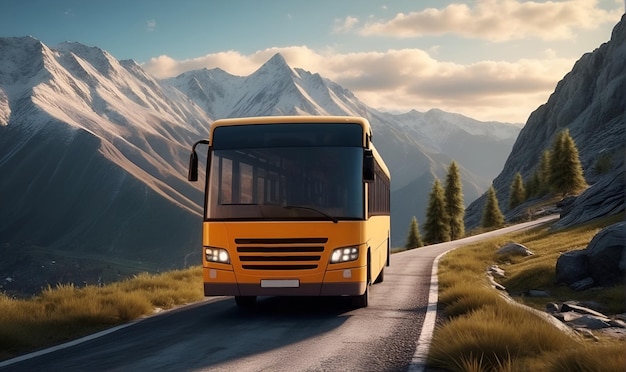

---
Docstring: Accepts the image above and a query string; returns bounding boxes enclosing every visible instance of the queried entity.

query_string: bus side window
[219,157,233,204]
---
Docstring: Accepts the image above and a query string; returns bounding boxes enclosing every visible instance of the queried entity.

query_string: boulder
[496,242,534,257]
[527,289,550,297]
[555,249,588,285]
[586,221,626,286]
[555,222,626,290]
[570,277,594,291]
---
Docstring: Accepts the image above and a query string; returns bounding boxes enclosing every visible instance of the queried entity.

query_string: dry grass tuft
[0,266,203,361]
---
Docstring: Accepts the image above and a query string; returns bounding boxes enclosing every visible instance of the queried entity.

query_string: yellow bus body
[192,116,390,306]
[202,216,389,297]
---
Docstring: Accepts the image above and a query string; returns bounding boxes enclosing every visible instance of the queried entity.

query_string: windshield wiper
[283,205,338,224]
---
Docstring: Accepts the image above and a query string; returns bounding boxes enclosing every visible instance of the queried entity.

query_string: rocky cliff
[465,15,626,229]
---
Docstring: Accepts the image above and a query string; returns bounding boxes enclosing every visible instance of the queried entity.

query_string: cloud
[146,19,157,32]
[333,16,359,33]
[142,46,575,123]
[359,0,623,41]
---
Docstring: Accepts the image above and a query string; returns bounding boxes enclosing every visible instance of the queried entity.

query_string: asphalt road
[2,216,558,372]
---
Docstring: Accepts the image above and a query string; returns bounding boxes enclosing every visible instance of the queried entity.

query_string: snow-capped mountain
[0,37,520,296]
[167,53,372,119]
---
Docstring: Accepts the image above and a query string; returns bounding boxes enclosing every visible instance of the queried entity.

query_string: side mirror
[363,149,375,183]
[188,140,210,182]
[188,151,199,182]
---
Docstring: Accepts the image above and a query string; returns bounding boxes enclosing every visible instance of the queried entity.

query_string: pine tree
[549,129,588,196]
[405,216,423,249]
[444,161,465,240]
[538,150,552,196]
[424,179,451,244]
[525,171,540,199]
[481,186,504,228]
[509,172,526,209]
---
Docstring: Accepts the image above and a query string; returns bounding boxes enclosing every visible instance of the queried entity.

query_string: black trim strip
[235,238,328,244]
[239,256,320,262]
[237,246,325,253]
[242,264,318,270]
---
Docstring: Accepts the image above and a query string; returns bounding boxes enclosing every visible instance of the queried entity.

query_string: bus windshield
[207,146,364,221]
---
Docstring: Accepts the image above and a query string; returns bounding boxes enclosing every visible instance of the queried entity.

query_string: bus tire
[235,296,256,308]
[352,251,371,308]
[351,284,369,308]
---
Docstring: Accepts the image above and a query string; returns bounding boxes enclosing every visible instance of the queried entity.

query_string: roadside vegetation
[0,267,203,361]
[428,214,625,371]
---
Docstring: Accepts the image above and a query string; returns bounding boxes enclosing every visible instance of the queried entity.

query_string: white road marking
[407,249,449,372]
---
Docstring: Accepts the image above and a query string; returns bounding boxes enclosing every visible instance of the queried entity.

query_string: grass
[428,213,626,371]
[0,267,203,361]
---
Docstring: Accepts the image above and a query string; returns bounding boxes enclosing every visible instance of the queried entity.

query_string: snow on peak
[253,53,300,79]
[54,41,119,77]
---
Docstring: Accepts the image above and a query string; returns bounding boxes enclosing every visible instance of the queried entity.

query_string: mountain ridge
[0,36,520,296]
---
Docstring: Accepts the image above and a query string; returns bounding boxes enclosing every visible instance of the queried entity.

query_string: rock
[569,277,594,291]
[560,311,583,322]
[527,289,550,297]
[567,314,612,330]
[561,302,609,318]
[546,302,561,313]
[586,221,626,286]
[555,249,588,285]
[496,242,534,257]
[488,265,506,278]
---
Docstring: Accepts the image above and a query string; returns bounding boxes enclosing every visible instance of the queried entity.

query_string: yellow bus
[187,116,390,308]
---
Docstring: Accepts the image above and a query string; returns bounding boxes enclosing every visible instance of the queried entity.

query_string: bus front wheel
[235,296,257,308]
[351,284,369,308]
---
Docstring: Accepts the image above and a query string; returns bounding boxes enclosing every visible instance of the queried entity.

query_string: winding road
[1,216,557,372]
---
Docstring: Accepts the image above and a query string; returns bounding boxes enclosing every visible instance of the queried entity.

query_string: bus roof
[210,115,371,135]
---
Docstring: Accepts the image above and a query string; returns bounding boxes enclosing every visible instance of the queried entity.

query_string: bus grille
[235,238,327,271]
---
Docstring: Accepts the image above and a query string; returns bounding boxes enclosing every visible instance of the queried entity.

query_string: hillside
[465,14,625,229]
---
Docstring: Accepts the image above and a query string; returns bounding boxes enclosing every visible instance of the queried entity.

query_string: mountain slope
[464,15,626,229]
[0,37,520,295]
[0,37,211,295]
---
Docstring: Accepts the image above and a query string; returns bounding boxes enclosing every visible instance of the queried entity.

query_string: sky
[1,0,624,124]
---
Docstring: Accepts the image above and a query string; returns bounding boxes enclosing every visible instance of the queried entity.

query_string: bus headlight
[205,247,230,264]
[330,247,359,263]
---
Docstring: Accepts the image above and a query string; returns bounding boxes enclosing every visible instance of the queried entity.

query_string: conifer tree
[444,161,465,240]
[424,179,451,244]
[481,186,504,228]
[525,172,540,199]
[549,129,587,196]
[538,150,551,195]
[405,216,423,249]
[509,172,526,209]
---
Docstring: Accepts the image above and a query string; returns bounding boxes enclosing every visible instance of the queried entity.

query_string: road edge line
[407,249,450,372]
